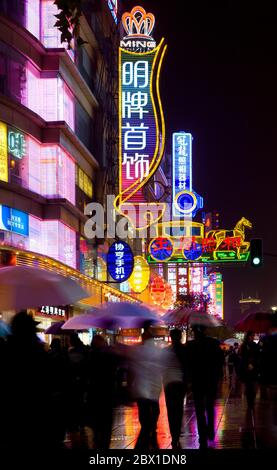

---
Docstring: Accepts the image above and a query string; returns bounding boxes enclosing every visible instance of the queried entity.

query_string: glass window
[41,0,74,60]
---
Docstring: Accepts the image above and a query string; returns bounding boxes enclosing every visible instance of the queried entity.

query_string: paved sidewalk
[108,379,277,449]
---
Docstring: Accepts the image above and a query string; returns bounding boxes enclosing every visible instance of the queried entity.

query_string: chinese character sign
[0,122,8,182]
[114,6,167,229]
[107,241,134,282]
[0,205,29,236]
[129,256,150,293]
[173,132,192,198]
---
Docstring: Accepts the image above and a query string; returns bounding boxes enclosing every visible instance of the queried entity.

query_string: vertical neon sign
[115,6,167,230]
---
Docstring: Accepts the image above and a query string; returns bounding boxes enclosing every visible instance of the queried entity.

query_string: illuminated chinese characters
[115,6,167,229]
[107,241,134,282]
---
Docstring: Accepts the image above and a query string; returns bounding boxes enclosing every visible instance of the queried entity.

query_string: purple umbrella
[44,321,67,335]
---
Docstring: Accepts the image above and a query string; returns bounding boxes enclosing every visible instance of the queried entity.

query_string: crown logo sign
[122,6,155,38]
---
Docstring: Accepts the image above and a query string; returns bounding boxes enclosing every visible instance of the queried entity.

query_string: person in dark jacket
[163,329,187,450]
[184,325,224,449]
[239,331,260,410]
[86,334,118,449]
[1,311,50,449]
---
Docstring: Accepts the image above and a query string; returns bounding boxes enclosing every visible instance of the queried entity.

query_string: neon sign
[148,218,252,264]
[172,132,203,218]
[149,237,173,262]
[0,122,8,182]
[107,241,134,282]
[107,0,118,23]
[8,128,26,159]
[129,256,150,293]
[115,6,167,230]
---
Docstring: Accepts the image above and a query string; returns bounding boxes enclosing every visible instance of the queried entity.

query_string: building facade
[0,1,136,325]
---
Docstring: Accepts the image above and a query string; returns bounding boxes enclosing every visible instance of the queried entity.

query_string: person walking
[239,331,260,410]
[131,323,163,450]
[163,329,187,450]
[185,325,224,449]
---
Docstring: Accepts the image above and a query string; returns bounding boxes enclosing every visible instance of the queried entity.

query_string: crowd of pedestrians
[0,310,276,451]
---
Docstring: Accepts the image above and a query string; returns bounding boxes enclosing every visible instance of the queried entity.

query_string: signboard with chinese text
[129,256,150,293]
[149,237,173,262]
[8,127,26,159]
[0,122,8,182]
[114,6,167,230]
[172,132,203,217]
[39,305,68,319]
[150,274,165,304]
[107,241,134,282]
[0,205,29,236]
[189,266,203,294]
[176,266,188,297]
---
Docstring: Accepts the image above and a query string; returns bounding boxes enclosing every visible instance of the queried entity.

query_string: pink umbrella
[0,265,88,311]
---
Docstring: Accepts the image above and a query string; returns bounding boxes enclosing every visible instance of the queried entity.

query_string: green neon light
[147,251,250,264]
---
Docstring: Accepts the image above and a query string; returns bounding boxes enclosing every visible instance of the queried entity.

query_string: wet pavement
[65,374,277,449]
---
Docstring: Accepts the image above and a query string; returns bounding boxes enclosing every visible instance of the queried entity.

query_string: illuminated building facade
[0,1,137,313]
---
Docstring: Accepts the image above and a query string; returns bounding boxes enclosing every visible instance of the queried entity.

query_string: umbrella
[44,321,67,335]
[187,311,223,327]
[224,338,241,346]
[162,307,193,326]
[0,266,89,311]
[62,302,159,330]
[0,319,10,337]
[162,308,222,328]
[234,312,277,333]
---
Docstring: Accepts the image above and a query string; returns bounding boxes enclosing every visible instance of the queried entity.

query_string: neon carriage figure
[114,6,167,230]
[148,218,252,263]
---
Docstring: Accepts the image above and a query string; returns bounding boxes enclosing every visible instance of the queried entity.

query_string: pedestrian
[184,325,224,449]
[163,329,187,450]
[86,334,118,449]
[239,331,260,410]
[66,333,88,445]
[227,346,236,385]
[47,337,70,448]
[1,311,50,449]
[131,322,163,450]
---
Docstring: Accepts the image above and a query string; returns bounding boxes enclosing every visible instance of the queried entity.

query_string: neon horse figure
[206,217,252,259]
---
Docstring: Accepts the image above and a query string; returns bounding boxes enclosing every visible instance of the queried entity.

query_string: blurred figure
[163,329,187,450]
[239,331,260,410]
[227,346,236,385]
[86,334,118,449]
[47,338,70,448]
[185,325,224,449]
[1,311,50,449]
[131,323,163,450]
[67,333,88,444]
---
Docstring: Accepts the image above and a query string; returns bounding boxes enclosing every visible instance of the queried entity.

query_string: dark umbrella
[44,321,68,335]
[234,312,277,334]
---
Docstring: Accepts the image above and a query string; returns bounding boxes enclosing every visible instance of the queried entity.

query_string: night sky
[123,1,277,324]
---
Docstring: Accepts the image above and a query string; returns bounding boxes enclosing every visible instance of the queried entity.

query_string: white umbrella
[0,265,89,311]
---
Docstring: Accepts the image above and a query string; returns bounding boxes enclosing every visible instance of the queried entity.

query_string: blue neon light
[0,205,29,236]
[107,241,134,282]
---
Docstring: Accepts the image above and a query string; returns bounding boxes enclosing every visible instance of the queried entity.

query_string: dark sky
[124,1,277,324]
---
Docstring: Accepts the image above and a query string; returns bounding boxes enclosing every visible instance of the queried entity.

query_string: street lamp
[271,306,277,313]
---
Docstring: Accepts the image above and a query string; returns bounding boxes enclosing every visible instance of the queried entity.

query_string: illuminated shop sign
[172,132,203,218]
[40,306,67,317]
[0,205,29,236]
[114,6,167,229]
[129,255,150,293]
[148,217,252,264]
[0,122,8,182]
[149,237,173,262]
[8,128,26,159]
[107,241,134,282]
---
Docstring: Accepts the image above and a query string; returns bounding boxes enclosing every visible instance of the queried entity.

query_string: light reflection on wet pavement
[109,379,277,449]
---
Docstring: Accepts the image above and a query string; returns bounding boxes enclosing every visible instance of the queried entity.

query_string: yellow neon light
[129,256,150,293]
[0,122,8,183]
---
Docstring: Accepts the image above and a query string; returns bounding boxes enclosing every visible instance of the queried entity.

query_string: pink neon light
[40,145,75,204]
[41,0,75,60]
[26,0,40,39]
